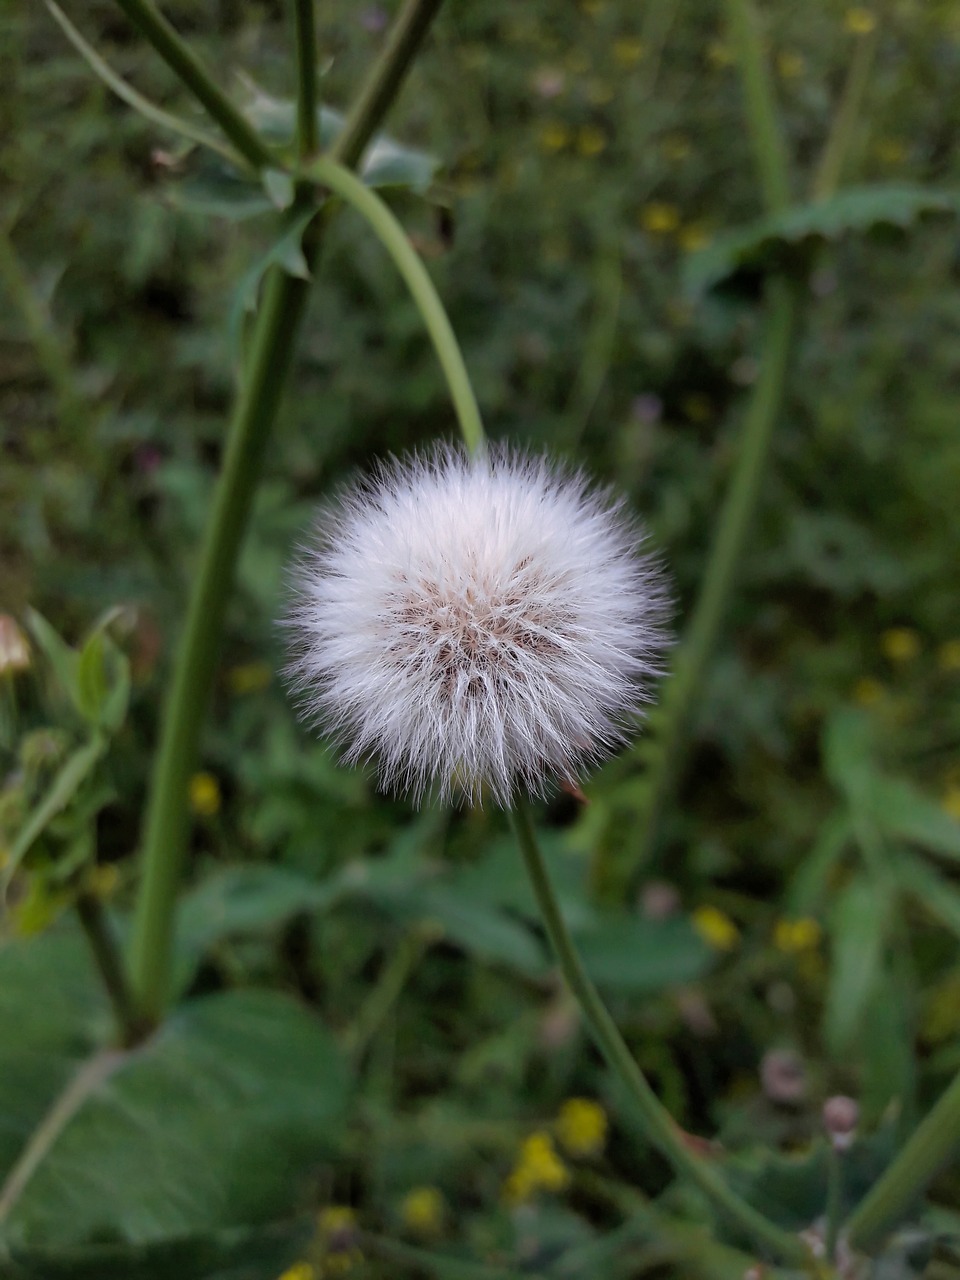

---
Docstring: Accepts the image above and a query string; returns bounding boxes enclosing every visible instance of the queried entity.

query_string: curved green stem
[305,156,486,454]
[845,1071,960,1252]
[112,0,273,170]
[294,0,319,159]
[510,800,810,1267]
[812,21,879,201]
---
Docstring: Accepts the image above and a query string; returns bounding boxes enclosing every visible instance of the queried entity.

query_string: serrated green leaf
[684,184,960,295]
[824,875,890,1054]
[0,935,348,1249]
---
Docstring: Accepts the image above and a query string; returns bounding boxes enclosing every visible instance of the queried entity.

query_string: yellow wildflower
[774,917,822,954]
[189,771,221,817]
[227,661,271,695]
[677,223,711,253]
[844,7,877,34]
[555,1097,608,1158]
[613,36,645,67]
[503,1131,570,1205]
[85,863,120,899]
[776,50,806,79]
[681,393,713,423]
[277,1265,315,1280]
[706,40,734,68]
[586,80,614,106]
[400,1186,445,1237]
[661,134,692,162]
[875,138,906,165]
[539,122,571,152]
[943,787,960,823]
[881,627,921,663]
[640,202,681,234]
[692,905,740,952]
[937,640,960,672]
[318,1207,361,1274]
[853,677,884,707]
[577,125,607,157]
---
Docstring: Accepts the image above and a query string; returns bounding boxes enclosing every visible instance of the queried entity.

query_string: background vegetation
[2,0,960,1276]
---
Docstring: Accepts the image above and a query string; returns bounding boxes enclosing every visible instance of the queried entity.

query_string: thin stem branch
[306,156,486,453]
[76,892,146,1047]
[293,0,319,159]
[330,0,444,168]
[112,0,273,170]
[724,0,791,211]
[845,1071,960,1252]
[509,799,810,1266]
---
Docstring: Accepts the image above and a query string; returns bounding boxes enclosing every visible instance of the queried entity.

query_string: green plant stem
[305,155,486,453]
[509,799,810,1267]
[330,0,444,168]
[127,0,448,1026]
[621,279,799,890]
[76,892,145,1047]
[293,0,319,158]
[129,261,313,1022]
[344,925,436,1064]
[112,0,274,169]
[724,0,791,211]
[812,24,879,201]
[845,1071,960,1252]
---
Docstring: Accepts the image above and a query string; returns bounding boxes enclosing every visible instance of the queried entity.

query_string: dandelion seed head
[285,445,669,806]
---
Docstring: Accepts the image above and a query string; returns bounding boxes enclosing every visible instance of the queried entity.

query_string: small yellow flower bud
[844,7,877,34]
[692,905,740,952]
[400,1186,445,1236]
[555,1097,608,1158]
[189,771,221,817]
[881,627,921,663]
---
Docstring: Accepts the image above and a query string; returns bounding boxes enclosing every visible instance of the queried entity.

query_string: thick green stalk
[724,0,791,211]
[294,0,319,158]
[112,0,273,169]
[129,261,313,1019]
[510,800,810,1267]
[128,0,448,1024]
[845,1071,960,1252]
[306,156,486,453]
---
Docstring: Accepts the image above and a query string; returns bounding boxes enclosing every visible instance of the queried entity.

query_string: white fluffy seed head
[284,445,670,806]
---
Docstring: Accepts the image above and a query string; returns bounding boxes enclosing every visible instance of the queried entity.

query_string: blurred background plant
[2,0,960,1276]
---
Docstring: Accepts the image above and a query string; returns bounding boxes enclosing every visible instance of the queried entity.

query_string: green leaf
[0,1219,312,1280]
[683,184,960,295]
[375,882,546,977]
[824,875,890,1055]
[894,854,960,939]
[783,810,851,915]
[822,708,875,804]
[575,917,713,993]
[2,736,106,892]
[869,776,960,864]
[24,610,79,714]
[262,168,296,211]
[0,935,348,1248]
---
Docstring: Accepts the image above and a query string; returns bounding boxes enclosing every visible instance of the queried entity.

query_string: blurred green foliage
[3,0,960,1276]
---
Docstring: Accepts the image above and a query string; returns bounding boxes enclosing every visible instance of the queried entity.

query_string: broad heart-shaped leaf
[0,930,348,1252]
[684,184,960,295]
[0,1218,312,1280]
